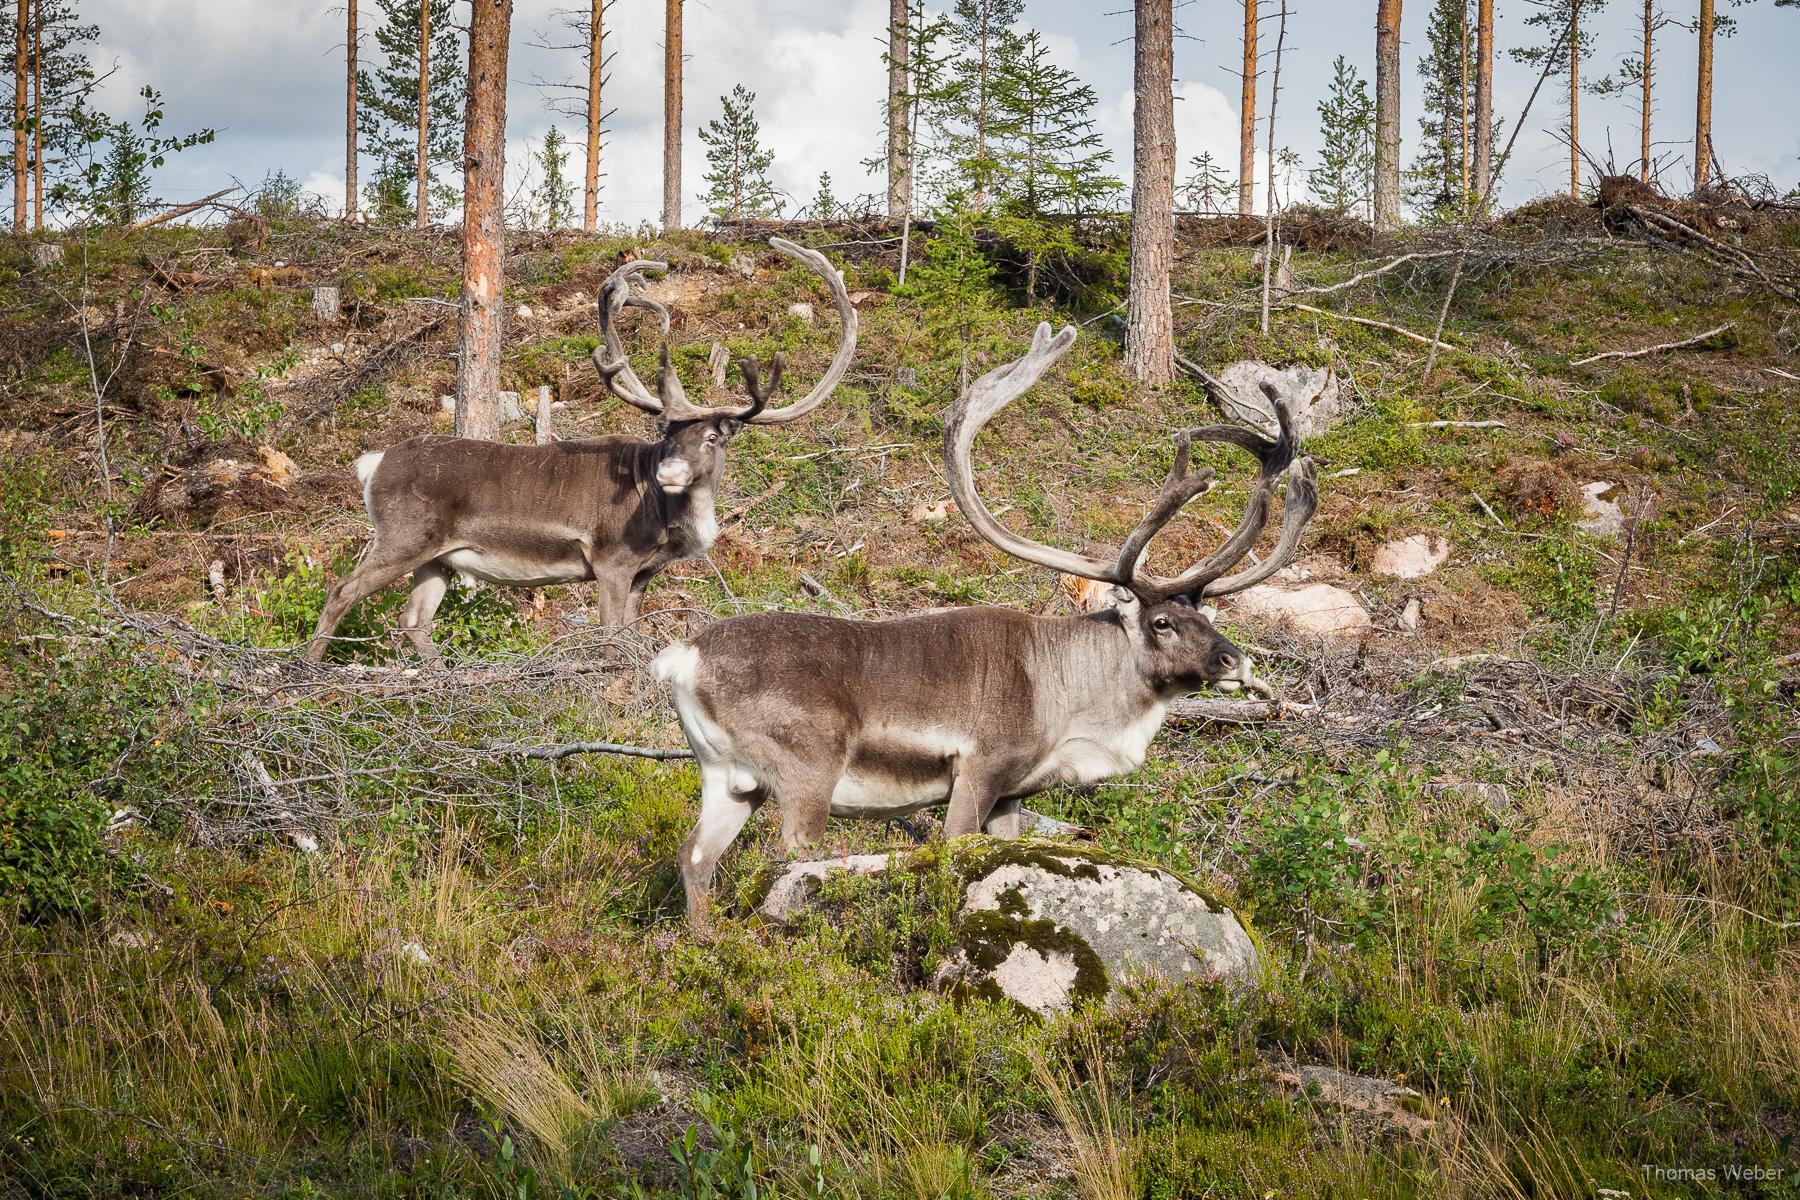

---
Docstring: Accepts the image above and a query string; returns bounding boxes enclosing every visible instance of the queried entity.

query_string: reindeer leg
[305,543,436,663]
[397,561,451,668]
[679,765,757,932]
[983,796,1023,839]
[943,770,1000,840]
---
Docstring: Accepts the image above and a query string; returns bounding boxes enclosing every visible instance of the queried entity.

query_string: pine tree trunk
[1568,0,1581,198]
[1374,0,1403,231]
[1694,0,1713,193]
[12,0,25,233]
[1239,0,1257,216]
[346,0,358,219]
[1126,0,1175,385]
[30,0,41,229]
[975,8,990,211]
[887,0,911,219]
[456,0,512,442]
[1474,0,1493,202]
[662,0,682,231]
[1640,0,1653,183]
[1459,5,1470,207]
[583,0,602,231]
[415,0,431,229]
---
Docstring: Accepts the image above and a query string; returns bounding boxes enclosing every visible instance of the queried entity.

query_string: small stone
[1229,583,1371,640]
[30,242,63,267]
[398,941,431,965]
[730,254,757,279]
[329,341,348,355]
[1372,534,1450,579]
[499,391,524,422]
[760,854,894,923]
[1577,481,1625,539]
[787,301,815,324]
[439,394,456,412]
[1398,597,1422,632]
[908,499,956,524]
[516,305,534,320]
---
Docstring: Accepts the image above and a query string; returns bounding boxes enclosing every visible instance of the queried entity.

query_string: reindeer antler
[944,325,1318,604]
[589,238,856,424]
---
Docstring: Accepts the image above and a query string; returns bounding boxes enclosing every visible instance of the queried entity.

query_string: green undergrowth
[4,213,1799,1197]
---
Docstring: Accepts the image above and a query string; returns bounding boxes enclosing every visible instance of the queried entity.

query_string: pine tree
[1510,0,1609,198]
[357,0,463,224]
[1409,0,1472,214]
[699,84,780,223]
[1180,151,1234,213]
[1309,55,1375,217]
[989,30,1118,216]
[534,126,573,229]
[2,0,101,227]
[812,170,838,221]
[944,0,1024,208]
[902,201,999,389]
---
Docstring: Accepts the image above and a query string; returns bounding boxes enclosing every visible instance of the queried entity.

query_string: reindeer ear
[1107,586,1140,616]
[1198,604,1219,623]
[717,417,745,440]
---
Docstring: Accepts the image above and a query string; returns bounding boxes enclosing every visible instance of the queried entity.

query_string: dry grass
[1022,1034,1140,1200]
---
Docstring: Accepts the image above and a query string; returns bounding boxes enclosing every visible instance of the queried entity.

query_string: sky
[72,0,1800,226]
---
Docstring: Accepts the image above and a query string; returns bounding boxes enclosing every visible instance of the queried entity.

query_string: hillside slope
[1,199,1797,1199]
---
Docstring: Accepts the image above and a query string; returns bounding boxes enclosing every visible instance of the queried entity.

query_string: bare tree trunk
[456,0,513,441]
[1239,0,1257,216]
[1125,0,1175,385]
[1474,0,1493,202]
[1459,4,1470,208]
[1694,0,1713,193]
[415,0,431,229]
[583,0,602,231]
[886,0,911,219]
[1260,0,1288,335]
[346,0,359,220]
[662,0,682,231]
[974,7,991,211]
[1640,0,1653,183]
[1568,0,1581,198]
[30,0,41,229]
[1373,0,1403,231]
[12,0,26,233]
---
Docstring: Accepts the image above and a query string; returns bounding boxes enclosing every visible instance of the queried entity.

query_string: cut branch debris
[1569,322,1733,367]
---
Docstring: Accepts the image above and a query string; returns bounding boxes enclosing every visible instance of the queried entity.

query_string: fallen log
[1569,322,1733,367]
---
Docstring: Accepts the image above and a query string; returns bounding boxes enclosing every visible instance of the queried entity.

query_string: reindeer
[653,323,1319,925]
[304,238,856,664]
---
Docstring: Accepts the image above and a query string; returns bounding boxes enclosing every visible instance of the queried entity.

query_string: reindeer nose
[656,460,694,491]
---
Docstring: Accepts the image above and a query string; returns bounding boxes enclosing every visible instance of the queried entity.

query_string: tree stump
[311,286,341,322]
[30,243,63,268]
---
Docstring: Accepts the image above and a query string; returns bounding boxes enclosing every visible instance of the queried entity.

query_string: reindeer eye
[1152,615,1173,634]
[704,431,719,444]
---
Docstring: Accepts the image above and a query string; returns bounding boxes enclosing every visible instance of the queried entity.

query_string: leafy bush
[0,634,190,919]
[228,552,536,664]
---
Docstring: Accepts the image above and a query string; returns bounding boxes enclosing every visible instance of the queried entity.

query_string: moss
[949,910,1110,1007]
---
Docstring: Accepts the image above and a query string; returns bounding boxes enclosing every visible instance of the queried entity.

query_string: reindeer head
[615,346,783,497]
[944,323,1318,698]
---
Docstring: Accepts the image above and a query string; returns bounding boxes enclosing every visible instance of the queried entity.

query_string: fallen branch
[1166,696,1311,724]
[1569,322,1733,367]
[129,187,239,231]
[484,740,695,762]
[1284,249,1468,298]
[1409,419,1509,430]
[1284,302,1452,352]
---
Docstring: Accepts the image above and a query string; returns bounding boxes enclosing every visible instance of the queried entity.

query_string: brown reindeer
[653,323,1319,925]
[304,238,856,664]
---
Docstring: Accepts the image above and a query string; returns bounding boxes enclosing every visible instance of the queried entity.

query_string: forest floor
[1,194,1798,1199]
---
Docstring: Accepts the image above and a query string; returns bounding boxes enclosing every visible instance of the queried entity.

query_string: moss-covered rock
[757,838,1259,1015]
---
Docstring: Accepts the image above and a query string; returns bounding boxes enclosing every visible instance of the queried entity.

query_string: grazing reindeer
[305,237,856,664]
[655,323,1319,924]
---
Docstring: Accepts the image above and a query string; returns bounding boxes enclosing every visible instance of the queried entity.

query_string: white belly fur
[439,547,590,587]
[828,772,952,818]
[1021,702,1168,792]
